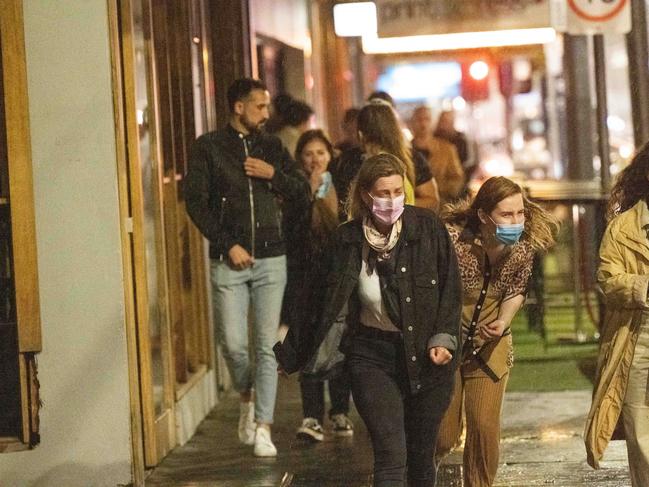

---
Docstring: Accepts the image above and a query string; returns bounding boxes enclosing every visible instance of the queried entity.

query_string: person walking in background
[434,109,471,166]
[277,153,462,486]
[329,100,440,219]
[367,90,395,107]
[184,78,310,457]
[434,109,477,182]
[585,143,649,487]
[264,93,294,134]
[273,98,314,155]
[411,106,464,206]
[436,177,558,486]
[281,129,354,442]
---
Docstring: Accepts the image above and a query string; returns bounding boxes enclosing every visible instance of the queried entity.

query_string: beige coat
[584,200,649,468]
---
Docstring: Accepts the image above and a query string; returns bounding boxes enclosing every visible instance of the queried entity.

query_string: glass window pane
[133,0,165,416]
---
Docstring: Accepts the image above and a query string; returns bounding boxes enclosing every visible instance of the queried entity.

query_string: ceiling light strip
[362,28,557,54]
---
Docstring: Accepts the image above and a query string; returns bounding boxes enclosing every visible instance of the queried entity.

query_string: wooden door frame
[0,0,42,452]
[107,1,146,482]
[107,0,177,472]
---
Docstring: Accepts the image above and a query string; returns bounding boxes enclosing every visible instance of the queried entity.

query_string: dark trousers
[349,334,446,487]
[300,370,351,423]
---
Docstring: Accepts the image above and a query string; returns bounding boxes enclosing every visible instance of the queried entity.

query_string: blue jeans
[211,255,287,424]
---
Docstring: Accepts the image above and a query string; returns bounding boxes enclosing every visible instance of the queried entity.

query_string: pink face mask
[369,193,405,225]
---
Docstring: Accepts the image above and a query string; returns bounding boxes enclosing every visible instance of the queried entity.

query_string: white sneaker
[296,417,324,442]
[331,413,354,437]
[238,401,255,445]
[253,426,277,457]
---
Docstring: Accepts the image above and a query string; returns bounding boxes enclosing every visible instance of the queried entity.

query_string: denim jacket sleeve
[428,220,462,352]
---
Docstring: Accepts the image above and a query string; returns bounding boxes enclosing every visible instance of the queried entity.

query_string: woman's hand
[309,170,324,195]
[429,346,453,365]
[479,318,506,340]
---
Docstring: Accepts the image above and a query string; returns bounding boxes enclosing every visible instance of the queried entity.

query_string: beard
[241,114,266,134]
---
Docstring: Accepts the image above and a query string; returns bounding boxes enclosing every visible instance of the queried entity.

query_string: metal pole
[593,34,611,193]
[572,203,583,341]
[563,34,595,180]
[626,0,649,147]
[593,35,611,339]
[563,34,595,340]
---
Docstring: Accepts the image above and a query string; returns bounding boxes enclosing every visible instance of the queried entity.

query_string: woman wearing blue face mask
[435,176,558,487]
[276,153,462,486]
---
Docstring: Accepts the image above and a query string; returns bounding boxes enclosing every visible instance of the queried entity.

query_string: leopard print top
[446,224,534,300]
[446,223,535,378]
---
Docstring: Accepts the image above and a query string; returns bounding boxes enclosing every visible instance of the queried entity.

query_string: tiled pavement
[146,377,631,486]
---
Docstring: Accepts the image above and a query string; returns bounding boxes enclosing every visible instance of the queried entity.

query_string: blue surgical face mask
[489,216,524,245]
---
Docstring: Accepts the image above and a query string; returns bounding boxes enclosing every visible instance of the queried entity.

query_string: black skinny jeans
[300,370,351,423]
[349,332,446,487]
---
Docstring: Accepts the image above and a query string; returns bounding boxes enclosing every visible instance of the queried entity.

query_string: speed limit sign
[551,0,631,34]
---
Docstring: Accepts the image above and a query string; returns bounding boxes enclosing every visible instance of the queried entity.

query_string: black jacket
[184,124,310,259]
[277,206,463,395]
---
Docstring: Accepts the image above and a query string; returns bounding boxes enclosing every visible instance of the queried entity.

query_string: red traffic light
[461,61,490,103]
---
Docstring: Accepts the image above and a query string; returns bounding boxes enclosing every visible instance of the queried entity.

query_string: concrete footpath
[146,377,631,487]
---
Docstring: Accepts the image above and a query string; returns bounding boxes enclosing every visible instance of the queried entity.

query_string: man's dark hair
[342,107,360,127]
[272,94,294,118]
[227,78,267,113]
[367,90,395,108]
[285,100,314,127]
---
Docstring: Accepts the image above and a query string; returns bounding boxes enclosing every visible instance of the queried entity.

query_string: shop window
[0,0,42,453]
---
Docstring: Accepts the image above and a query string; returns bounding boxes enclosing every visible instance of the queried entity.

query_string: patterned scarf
[362,216,403,327]
[362,216,402,258]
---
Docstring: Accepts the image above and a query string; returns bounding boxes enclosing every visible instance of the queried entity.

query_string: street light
[469,60,489,80]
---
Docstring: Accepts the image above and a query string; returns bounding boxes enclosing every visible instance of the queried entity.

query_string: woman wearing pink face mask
[276,153,462,486]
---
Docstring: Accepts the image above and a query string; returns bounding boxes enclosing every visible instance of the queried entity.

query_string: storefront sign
[375,0,551,38]
[551,0,631,34]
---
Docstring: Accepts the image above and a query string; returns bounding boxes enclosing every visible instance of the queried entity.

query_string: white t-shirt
[357,246,400,332]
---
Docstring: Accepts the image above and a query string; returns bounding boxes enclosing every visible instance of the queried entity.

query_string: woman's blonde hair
[442,176,559,251]
[347,153,405,220]
[357,102,416,188]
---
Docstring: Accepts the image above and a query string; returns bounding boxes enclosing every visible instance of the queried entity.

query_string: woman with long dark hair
[586,143,649,486]
[281,129,354,442]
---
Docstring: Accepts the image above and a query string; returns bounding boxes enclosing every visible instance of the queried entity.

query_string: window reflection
[133,0,165,416]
